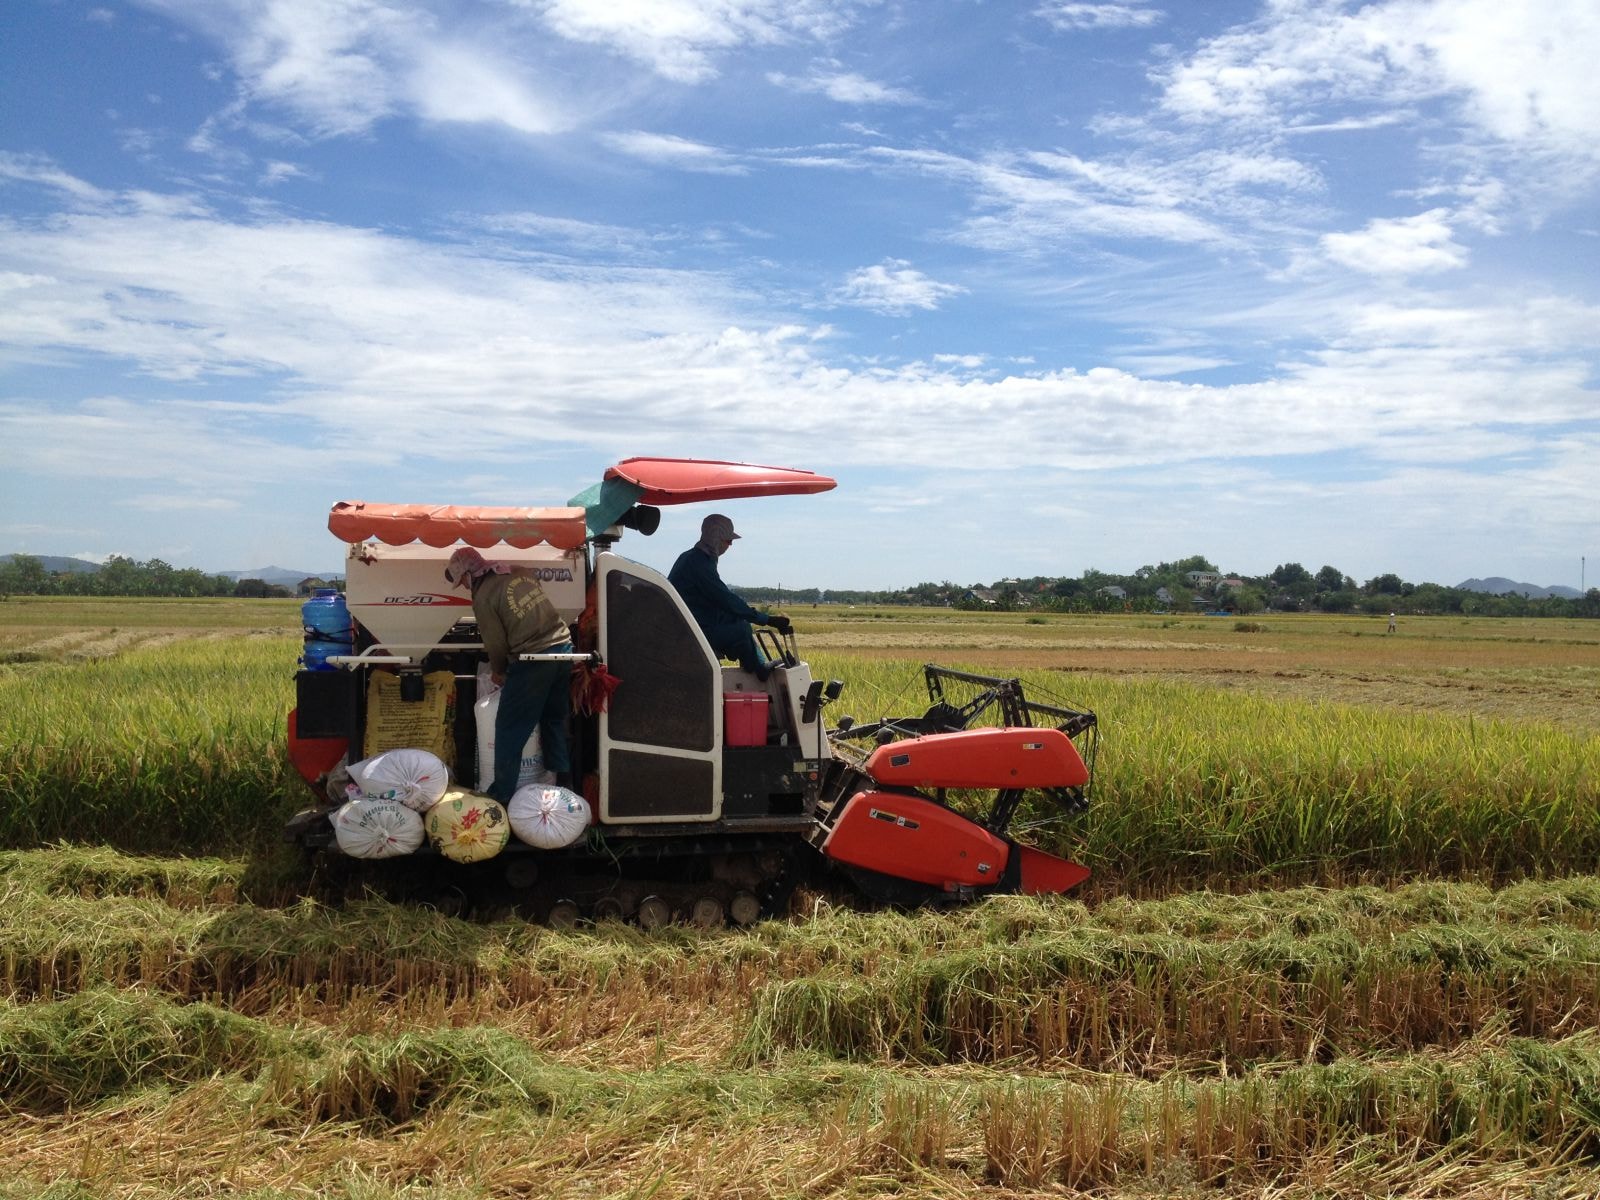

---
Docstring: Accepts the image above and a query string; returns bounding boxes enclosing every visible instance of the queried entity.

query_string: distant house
[297,576,334,596]
[1097,586,1127,600]
[1154,586,1173,606]
[964,588,999,605]
[1185,570,1220,590]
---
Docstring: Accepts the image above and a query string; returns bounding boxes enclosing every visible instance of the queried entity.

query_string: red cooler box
[724,693,769,746]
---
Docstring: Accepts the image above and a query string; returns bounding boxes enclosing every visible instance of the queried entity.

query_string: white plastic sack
[508,785,591,849]
[331,798,425,859]
[474,664,555,793]
[323,754,351,806]
[346,748,450,813]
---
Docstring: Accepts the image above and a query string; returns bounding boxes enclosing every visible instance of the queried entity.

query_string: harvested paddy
[5,852,1600,1197]
[800,609,1600,733]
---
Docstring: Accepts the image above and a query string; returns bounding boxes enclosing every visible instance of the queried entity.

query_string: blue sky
[2,0,1596,590]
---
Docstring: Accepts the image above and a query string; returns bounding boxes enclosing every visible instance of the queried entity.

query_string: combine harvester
[285,457,1097,925]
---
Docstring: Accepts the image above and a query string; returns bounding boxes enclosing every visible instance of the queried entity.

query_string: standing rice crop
[0,637,298,853]
[4,636,1597,883]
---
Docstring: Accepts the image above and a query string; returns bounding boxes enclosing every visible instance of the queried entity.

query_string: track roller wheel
[504,858,539,890]
[637,895,672,930]
[729,890,762,927]
[592,896,626,924]
[690,895,725,929]
[546,899,581,929]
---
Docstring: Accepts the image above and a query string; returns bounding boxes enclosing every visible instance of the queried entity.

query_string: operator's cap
[701,513,740,542]
[443,546,488,586]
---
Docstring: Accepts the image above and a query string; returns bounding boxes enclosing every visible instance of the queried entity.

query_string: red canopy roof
[605,458,836,505]
[328,502,589,550]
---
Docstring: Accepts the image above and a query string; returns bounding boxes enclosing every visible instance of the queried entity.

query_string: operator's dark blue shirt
[668,543,766,649]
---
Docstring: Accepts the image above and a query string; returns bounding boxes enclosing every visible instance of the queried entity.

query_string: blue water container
[300,588,352,671]
[300,637,349,671]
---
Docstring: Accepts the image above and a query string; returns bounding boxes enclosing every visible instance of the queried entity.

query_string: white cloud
[0,153,111,206]
[767,68,921,105]
[1337,296,1600,358]
[1066,440,1597,589]
[0,522,90,541]
[841,120,885,139]
[1156,0,1600,168]
[0,172,1594,562]
[0,395,327,486]
[118,127,162,157]
[1321,209,1468,276]
[1285,113,1406,135]
[1036,3,1162,32]
[135,0,573,137]
[601,130,746,173]
[259,160,310,185]
[833,260,965,315]
[532,0,856,83]
[847,137,1336,262]
[405,41,569,133]
[1364,0,1600,150]
[1113,353,1232,377]
[852,484,940,514]
[871,147,1234,251]
[125,493,241,511]
[479,211,657,251]
[211,0,402,135]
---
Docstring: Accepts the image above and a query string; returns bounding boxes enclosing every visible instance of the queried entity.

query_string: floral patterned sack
[424,789,510,863]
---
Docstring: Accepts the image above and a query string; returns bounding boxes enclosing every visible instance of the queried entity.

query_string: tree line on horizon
[741,556,1600,619]
[0,554,296,600]
[3,551,1597,619]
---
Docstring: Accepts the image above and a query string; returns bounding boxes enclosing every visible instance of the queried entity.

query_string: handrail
[323,644,598,668]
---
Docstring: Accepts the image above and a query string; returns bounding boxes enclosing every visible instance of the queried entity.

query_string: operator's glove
[767,614,793,634]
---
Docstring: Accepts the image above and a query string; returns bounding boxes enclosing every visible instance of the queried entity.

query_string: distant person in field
[668,513,790,680]
[445,547,572,800]
[1388,612,1397,633]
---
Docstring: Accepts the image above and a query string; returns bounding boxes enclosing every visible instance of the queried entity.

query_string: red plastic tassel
[571,661,624,715]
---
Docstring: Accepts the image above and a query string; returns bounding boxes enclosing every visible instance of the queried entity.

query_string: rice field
[1,596,1599,1198]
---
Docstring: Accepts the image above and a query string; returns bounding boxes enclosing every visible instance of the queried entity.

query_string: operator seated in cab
[668,513,791,681]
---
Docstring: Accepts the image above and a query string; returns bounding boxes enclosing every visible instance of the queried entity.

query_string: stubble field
[1,596,1598,1199]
